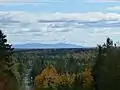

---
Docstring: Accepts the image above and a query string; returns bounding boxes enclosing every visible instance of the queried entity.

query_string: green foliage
[10,62,21,83]
[0,30,14,64]
[0,30,20,90]
[92,38,120,90]
[13,48,96,90]
[8,37,120,90]
[29,51,96,81]
[0,69,19,90]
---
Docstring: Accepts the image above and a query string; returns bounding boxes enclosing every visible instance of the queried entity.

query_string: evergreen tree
[0,30,14,70]
[0,30,20,90]
[92,38,120,90]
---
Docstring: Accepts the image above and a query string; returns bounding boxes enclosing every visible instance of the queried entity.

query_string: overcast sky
[0,0,120,47]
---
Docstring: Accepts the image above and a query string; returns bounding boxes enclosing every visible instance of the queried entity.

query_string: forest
[0,29,120,90]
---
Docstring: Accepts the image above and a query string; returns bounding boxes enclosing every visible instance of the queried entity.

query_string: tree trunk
[0,76,8,90]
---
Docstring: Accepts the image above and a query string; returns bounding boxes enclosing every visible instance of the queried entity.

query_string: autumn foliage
[34,65,94,90]
[35,65,60,89]
[82,66,94,90]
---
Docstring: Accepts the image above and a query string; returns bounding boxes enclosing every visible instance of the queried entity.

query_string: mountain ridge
[12,43,84,49]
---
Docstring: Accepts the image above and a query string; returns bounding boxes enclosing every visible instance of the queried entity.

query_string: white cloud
[0,0,32,3]
[0,0,67,5]
[90,27,120,36]
[2,11,120,22]
[1,11,120,46]
[106,6,120,11]
[0,0,62,2]
[92,28,111,34]
[87,0,120,2]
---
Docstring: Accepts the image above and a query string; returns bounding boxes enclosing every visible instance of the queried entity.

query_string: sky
[1,0,120,47]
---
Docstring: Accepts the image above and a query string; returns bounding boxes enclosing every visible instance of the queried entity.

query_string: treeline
[1,29,120,90]
[33,38,120,90]
[13,46,96,85]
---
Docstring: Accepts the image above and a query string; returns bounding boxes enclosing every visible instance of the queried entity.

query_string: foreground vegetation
[0,30,20,90]
[0,29,120,90]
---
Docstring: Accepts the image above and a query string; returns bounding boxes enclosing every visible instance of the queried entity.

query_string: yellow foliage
[35,65,60,88]
[41,65,59,77]
[59,73,75,85]
[82,67,94,86]
[35,75,44,87]
[35,65,76,89]
[35,64,94,90]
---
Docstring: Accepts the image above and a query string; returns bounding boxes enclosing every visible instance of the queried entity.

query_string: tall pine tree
[0,30,14,71]
[92,38,120,90]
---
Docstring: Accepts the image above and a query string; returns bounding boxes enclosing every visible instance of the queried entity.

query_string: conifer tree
[92,38,120,90]
[0,30,14,70]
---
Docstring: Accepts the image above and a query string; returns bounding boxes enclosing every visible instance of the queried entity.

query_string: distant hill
[13,43,84,49]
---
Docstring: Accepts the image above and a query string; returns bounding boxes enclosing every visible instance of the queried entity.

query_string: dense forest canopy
[1,30,120,90]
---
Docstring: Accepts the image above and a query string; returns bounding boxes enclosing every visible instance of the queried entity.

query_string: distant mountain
[13,43,84,49]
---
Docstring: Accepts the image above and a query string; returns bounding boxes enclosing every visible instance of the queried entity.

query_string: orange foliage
[35,65,76,89]
[35,64,94,90]
[59,73,75,85]
[35,65,60,88]
[82,66,94,86]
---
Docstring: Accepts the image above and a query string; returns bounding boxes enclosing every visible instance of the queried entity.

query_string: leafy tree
[35,65,60,90]
[73,74,83,90]
[82,65,94,90]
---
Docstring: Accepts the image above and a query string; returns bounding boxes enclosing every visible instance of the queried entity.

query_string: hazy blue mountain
[13,43,84,49]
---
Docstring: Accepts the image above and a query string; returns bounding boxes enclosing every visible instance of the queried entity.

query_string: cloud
[0,0,67,5]
[87,0,120,2]
[0,0,32,3]
[91,28,110,34]
[106,6,120,11]
[1,11,120,46]
[0,0,65,3]
[90,27,120,36]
